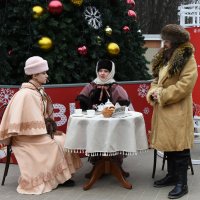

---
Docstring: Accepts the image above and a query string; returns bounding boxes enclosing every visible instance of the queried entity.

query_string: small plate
[71,114,84,117]
[85,115,95,118]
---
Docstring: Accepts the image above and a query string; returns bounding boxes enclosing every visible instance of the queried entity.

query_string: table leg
[120,166,130,177]
[83,160,105,190]
[83,157,132,190]
[110,161,132,189]
[85,166,95,179]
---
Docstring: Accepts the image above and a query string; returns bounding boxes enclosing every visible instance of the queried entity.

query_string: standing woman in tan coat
[146,24,198,199]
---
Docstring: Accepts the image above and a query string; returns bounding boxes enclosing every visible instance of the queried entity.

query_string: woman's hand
[151,91,158,102]
[92,104,98,110]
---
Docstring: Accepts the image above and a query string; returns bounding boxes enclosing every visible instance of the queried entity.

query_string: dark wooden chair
[152,149,194,178]
[1,144,12,185]
[0,103,12,186]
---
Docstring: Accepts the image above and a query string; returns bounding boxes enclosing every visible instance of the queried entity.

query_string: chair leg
[161,152,194,175]
[152,151,194,180]
[152,149,157,178]
[1,145,12,186]
[188,156,194,175]
[162,152,167,170]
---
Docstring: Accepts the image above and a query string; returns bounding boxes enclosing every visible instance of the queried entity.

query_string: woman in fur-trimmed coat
[146,24,198,199]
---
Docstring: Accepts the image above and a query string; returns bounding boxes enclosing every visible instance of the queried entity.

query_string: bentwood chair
[0,103,12,186]
[152,149,194,178]
[192,103,200,164]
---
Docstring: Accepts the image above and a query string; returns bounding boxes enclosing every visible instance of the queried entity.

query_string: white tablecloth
[64,111,148,156]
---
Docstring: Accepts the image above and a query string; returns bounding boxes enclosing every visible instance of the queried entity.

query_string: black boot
[154,152,177,188]
[168,150,189,199]
[168,184,188,199]
[60,179,75,187]
[154,174,177,188]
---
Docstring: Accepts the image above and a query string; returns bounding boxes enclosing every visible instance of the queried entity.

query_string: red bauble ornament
[128,10,137,18]
[123,26,130,33]
[127,0,135,7]
[77,46,88,55]
[48,0,63,15]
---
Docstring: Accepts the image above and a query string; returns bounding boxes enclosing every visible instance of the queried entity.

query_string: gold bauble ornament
[105,26,112,36]
[32,6,44,19]
[70,0,83,6]
[107,42,120,55]
[38,37,53,51]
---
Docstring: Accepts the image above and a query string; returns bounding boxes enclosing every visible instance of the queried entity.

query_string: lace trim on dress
[18,158,69,189]
[0,121,46,139]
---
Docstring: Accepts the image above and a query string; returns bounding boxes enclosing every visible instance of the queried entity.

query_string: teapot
[104,99,114,108]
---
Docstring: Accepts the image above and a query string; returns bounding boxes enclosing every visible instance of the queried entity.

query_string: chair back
[0,103,13,186]
[193,103,200,144]
[0,104,7,122]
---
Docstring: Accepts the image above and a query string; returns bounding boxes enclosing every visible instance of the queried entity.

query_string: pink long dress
[0,82,82,194]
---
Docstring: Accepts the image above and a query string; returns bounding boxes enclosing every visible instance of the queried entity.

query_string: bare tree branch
[135,0,195,33]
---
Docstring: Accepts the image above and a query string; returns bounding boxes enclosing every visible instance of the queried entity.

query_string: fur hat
[96,59,113,72]
[161,24,190,44]
[24,56,49,75]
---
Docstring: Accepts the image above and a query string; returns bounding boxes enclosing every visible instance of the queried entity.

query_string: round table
[64,111,148,190]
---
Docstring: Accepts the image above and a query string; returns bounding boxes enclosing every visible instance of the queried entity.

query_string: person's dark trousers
[154,151,177,188]
[168,149,190,199]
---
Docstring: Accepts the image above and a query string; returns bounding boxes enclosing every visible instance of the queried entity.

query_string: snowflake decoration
[137,84,149,98]
[143,107,150,115]
[84,6,102,29]
[0,88,15,104]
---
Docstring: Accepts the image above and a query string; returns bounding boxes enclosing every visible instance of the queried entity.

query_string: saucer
[71,113,84,117]
[85,115,95,118]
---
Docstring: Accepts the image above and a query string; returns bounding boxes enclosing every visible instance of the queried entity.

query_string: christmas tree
[0,0,150,84]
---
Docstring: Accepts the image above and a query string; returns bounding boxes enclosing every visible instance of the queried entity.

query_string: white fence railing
[178,4,200,27]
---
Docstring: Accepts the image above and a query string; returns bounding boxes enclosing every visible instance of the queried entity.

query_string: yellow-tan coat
[146,42,198,151]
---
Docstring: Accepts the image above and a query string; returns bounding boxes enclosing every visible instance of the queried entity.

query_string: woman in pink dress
[0,56,82,194]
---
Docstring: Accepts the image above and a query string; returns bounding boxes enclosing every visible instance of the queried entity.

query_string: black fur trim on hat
[97,59,112,72]
[151,42,194,78]
[161,24,190,44]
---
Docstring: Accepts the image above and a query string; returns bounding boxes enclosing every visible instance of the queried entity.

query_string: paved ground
[0,149,199,200]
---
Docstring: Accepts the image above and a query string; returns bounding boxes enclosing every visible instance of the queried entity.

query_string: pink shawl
[0,83,47,143]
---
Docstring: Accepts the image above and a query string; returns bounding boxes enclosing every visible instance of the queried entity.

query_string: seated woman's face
[98,69,110,80]
[33,71,48,85]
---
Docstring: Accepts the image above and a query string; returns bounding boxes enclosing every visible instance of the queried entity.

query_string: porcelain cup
[87,109,95,116]
[74,109,82,115]
[125,106,129,113]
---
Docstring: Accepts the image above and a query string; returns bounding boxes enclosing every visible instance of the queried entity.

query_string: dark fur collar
[152,42,194,77]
